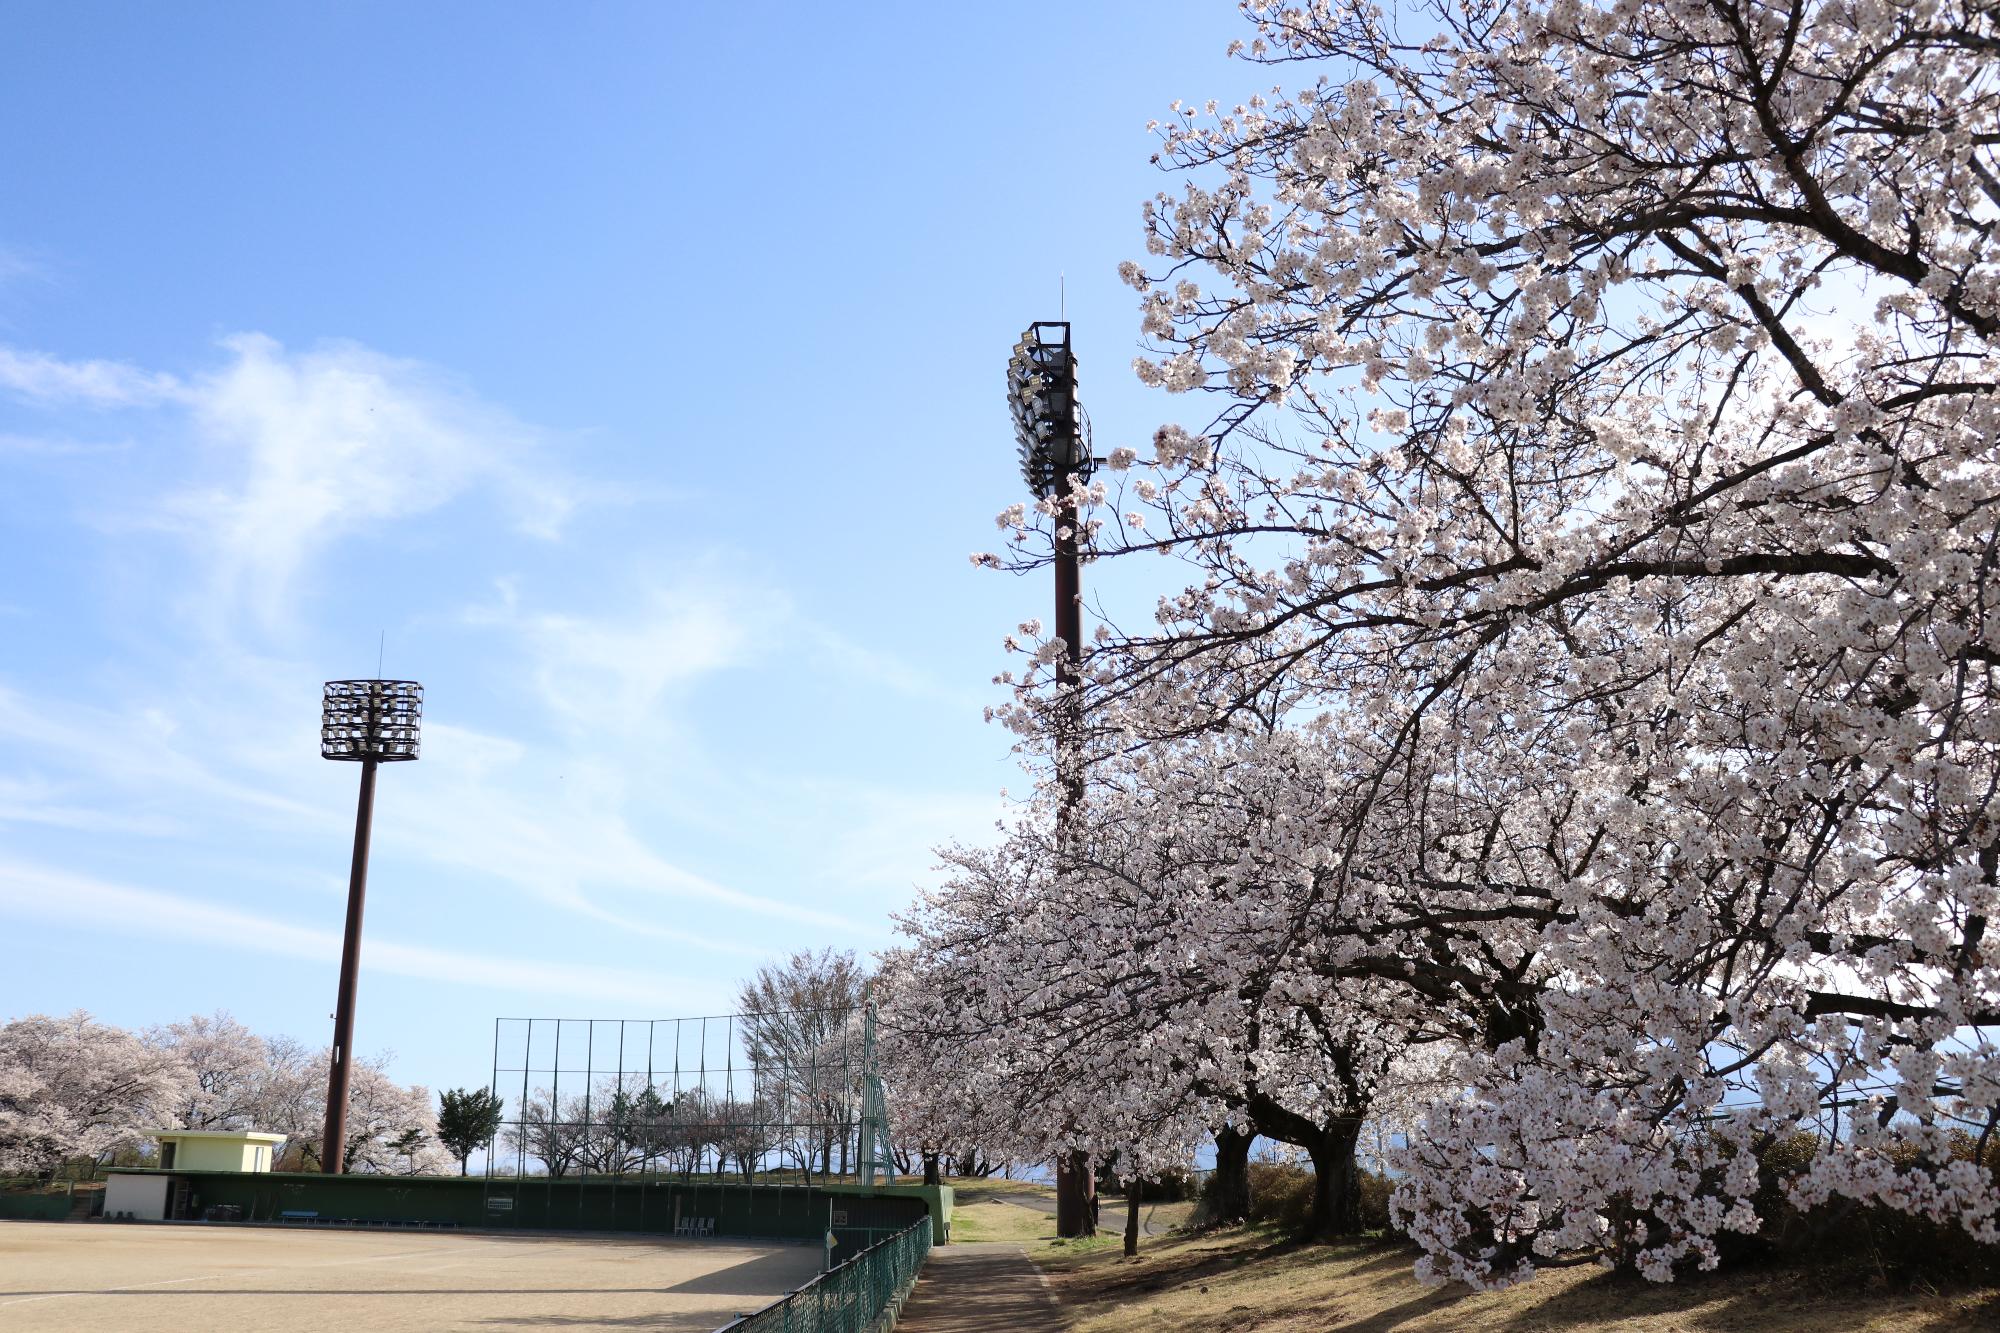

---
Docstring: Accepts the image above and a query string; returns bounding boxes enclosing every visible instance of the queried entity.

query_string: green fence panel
[0,1194,74,1221]
[109,1170,932,1243]
[716,1217,930,1333]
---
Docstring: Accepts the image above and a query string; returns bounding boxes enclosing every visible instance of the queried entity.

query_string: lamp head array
[321,679,423,762]
[1007,321,1091,498]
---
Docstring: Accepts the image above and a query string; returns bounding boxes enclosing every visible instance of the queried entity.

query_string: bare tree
[736,949,870,1180]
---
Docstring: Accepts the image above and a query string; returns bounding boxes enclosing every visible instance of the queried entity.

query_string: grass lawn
[1035,1225,2000,1332]
[946,1179,1193,1254]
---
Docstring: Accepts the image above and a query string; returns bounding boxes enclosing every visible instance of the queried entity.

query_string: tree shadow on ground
[1502,1264,1995,1333]
[1330,1286,1472,1332]
[1073,1234,1313,1302]
[1917,1287,2000,1332]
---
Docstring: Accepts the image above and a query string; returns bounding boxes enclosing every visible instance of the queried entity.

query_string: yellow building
[149,1129,286,1173]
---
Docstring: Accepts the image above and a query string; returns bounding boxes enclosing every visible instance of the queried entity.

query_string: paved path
[897,1242,1063,1331]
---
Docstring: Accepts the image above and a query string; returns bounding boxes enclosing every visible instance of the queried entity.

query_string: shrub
[1246,1162,1316,1234]
[1358,1168,1398,1234]
[1708,1129,2000,1287]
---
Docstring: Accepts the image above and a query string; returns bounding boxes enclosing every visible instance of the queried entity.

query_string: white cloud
[167,333,573,625]
[0,775,183,837]
[0,682,326,828]
[398,722,859,935]
[0,345,184,408]
[0,858,694,1008]
[0,334,577,627]
[477,584,763,727]
[775,779,1006,905]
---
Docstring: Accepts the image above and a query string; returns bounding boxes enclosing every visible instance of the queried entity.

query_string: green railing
[716,1217,931,1333]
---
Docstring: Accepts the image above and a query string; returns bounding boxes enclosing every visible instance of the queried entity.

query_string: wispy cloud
[468,577,764,729]
[171,333,573,625]
[0,345,184,408]
[0,682,326,827]
[0,858,697,1008]
[388,722,859,935]
[0,334,577,627]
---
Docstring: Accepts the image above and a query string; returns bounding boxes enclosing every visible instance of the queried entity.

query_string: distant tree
[259,1048,443,1175]
[0,1011,188,1176]
[582,1081,670,1176]
[388,1127,428,1175]
[339,1065,447,1174]
[504,1092,591,1177]
[245,1035,322,1155]
[712,1094,778,1181]
[436,1088,504,1176]
[144,1012,269,1130]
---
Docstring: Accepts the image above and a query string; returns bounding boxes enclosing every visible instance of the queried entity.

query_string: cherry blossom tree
[144,1011,272,1131]
[335,1061,448,1174]
[961,0,2000,1287]
[883,727,1444,1238]
[0,1011,187,1176]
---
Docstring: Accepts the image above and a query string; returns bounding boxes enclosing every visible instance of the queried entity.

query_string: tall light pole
[318,678,422,1174]
[1007,321,1098,1237]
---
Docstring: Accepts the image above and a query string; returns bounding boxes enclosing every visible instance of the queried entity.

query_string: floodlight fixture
[321,679,423,761]
[1007,321,1092,497]
[317,677,422,1174]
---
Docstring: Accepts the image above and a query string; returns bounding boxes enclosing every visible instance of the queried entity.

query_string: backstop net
[484,1006,897,1188]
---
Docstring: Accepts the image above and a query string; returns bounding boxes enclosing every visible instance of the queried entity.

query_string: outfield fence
[715,1216,931,1333]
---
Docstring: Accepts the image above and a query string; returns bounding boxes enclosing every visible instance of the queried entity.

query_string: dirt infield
[0,1220,822,1331]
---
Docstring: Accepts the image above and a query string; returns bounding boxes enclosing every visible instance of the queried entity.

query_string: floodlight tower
[1006,321,1098,1236]
[318,679,422,1174]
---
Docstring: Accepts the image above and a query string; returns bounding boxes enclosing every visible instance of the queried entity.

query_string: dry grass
[946,1180,1190,1255]
[1040,1226,2000,1332]
[947,1180,1116,1255]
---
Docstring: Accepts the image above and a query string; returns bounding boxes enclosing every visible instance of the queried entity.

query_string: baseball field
[0,1221,821,1332]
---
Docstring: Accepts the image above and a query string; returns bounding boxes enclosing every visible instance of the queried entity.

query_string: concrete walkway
[897,1242,1063,1331]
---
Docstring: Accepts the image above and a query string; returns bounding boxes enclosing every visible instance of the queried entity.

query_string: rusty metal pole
[321,756,378,1174]
[1051,469,1097,1239]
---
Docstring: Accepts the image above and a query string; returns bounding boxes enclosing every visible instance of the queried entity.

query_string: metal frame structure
[1006,321,1091,496]
[479,1006,895,1220]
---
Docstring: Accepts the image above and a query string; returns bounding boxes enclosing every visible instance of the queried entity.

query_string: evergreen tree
[436,1087,504,1176]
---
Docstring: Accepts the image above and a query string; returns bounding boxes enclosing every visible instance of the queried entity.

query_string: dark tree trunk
[1303,1118,1364,1240]
[1056,1150,1096,1238]
[1202,1126,1253,1227]
[923,1152,942,1186]
[1124,1177,1141,1257]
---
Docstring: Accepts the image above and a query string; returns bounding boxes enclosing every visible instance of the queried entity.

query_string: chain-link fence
[715,1217,931,1333]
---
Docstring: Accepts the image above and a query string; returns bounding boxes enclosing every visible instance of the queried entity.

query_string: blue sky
[0,3,1245,1096]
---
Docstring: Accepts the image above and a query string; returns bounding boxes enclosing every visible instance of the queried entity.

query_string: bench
[279,1210,318,1223]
